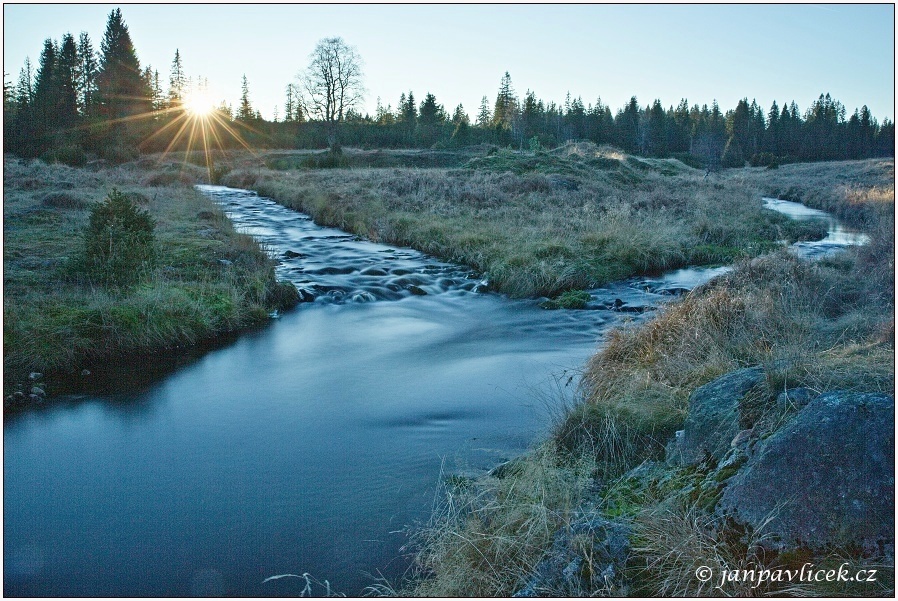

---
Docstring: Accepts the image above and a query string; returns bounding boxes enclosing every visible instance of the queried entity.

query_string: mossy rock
[541,289,592,310]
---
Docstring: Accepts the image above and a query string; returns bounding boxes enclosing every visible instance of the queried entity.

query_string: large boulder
[668,367,766,465]
[719,391,894,552]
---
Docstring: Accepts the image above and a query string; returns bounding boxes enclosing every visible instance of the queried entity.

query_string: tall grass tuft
[402,444,595,597]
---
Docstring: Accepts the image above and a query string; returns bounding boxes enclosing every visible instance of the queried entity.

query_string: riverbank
[219,143,828,298]
[3,156,298,405]
[391,158,894,596]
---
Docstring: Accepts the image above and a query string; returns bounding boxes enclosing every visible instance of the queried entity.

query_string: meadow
[221,143,828,299]
[3,156,297,399]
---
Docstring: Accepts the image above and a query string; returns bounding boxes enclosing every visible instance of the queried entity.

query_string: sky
[3,3,895,123]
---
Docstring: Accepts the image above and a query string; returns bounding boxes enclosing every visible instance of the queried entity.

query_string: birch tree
[299,37,364,148]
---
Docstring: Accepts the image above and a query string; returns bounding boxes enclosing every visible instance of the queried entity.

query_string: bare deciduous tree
[299,37,364,147]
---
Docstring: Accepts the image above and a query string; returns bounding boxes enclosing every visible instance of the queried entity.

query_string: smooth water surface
[4,188,860,596]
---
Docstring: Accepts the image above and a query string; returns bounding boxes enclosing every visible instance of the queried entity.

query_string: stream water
[3,189,862,597]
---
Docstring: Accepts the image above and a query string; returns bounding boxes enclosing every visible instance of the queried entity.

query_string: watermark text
[694,563,878,589]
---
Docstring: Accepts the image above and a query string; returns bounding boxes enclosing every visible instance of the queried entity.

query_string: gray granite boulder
[719,391,894,552]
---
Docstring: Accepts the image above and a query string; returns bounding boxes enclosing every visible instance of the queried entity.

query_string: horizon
[3,3,895,124]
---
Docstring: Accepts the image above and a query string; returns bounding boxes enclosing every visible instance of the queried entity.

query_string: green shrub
[84,188,156,286]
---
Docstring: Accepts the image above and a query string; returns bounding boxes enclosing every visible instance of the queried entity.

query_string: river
[3,188,863,597]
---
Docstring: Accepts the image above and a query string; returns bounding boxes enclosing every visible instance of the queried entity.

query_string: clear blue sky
[4,3,895,123]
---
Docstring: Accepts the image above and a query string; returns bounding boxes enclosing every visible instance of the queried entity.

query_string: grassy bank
[220,143,825,298]
[394,158,894,596]
[3,156,297,401]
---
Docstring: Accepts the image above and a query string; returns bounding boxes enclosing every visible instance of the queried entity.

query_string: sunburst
[135,91,265,181]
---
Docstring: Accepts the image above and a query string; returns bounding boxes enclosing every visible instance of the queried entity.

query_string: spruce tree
[11,58,36,155]
[236,74,254,121]
[646,99,666,156]
[492,71,517,130]
[57,34,80,130]
[475,95,492,128]
[284,83,296,122]
[168,49,186,108]
[95,8,152,147]
[32,39,59,149]
[76,32,98,117]
[418,92,444,146]
[765,100,780,153]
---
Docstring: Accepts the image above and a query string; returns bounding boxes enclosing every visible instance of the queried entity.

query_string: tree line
[4,9,894,167]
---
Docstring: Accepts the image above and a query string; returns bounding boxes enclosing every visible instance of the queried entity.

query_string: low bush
[83,188,156,286]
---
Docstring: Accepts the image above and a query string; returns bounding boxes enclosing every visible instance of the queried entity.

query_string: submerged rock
[719,391,894,553]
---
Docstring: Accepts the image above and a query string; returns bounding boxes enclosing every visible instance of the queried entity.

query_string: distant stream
[3,188,864,596]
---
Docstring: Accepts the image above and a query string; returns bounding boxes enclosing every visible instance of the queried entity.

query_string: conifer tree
[399,91,416,144]
[15,58,34,112]
[3,71,14,116]
[236,74,254,121]
[492,71,517,130]
[616,96,640,153]
[375,96,394,125]
[10,58,36,154]
[400,91,416,124]
[418,92,444,126]
[765,100,780,153]
[475,95,492,128]
[57,33,80,130]
[95,8,152,146]
[418,92,444,146]
[168,49,186,108]
[76,32,98,116]
[646,99,666,155]
[32,38,60,148]
[284,83,296,122]
[451,104,468,126]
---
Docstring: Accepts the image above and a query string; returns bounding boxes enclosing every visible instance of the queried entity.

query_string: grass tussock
[218,142,828,298]
[400,444,596,597]
[629,502,775,597]
[3,156,293,393]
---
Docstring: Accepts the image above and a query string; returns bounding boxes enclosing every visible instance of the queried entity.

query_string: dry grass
[736,157,895,228]
[630,499,894,597]
[217,143,820,298]
[401,444,595,597]
[629,501,777,597]
[565,234,894,466]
